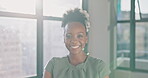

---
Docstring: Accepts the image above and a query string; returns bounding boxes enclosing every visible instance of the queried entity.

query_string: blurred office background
[0,0,148,78]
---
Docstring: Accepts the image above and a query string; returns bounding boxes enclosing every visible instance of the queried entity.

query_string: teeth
[71,46,79,48]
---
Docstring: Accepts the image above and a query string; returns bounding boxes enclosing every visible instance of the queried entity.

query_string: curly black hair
[61,8,90,32]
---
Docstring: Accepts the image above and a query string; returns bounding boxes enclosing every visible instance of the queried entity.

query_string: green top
[45,56,110,78]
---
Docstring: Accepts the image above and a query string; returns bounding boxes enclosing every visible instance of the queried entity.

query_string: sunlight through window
[0,0,35,14]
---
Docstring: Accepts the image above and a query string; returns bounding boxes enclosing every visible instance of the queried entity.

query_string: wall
[88,0,110,64]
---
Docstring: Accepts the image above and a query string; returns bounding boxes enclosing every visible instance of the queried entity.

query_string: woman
[43,8,110,78]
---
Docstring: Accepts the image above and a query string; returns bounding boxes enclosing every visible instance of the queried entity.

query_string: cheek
[64,39,70,46]
[82,37,88,44]
[80,39,87,46]
[64,41,69,49]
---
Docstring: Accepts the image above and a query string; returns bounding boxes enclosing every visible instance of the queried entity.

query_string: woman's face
[64,22,88,55]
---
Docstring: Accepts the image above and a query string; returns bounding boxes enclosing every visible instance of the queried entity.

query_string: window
[0,0,37,77]
[43,0,82,17]
[43,20,69,66]
[117,0,148,72]
[0,0,36,14]
[0,0,87,78]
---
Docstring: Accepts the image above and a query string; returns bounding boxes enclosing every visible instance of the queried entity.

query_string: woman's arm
[104,76,109,78]
[43,70,52,78]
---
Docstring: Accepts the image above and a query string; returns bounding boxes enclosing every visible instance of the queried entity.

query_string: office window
[0,17,36,77]
[138,0,148,18]
[135,22,148,70]
[43,20,69,66]
[117,0,148,72]
[43,0,82,17]
[117,23,130,68]
[0,0,37,77]
[0,0,36,14]
[117,0,131,20]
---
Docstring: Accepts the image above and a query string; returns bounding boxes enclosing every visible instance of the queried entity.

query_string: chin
[69,49,83,55]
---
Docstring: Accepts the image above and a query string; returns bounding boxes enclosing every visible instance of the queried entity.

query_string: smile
[70,45,80,49]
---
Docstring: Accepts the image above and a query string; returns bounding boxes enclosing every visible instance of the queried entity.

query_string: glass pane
[43,0,82,17]
[116,23,130,68]
[117,0,131,20]
[139,0,148,18]
[0,17,37,77]
[135,0,140,20]
[0,0,35,14]
[43,20,68,67]
[135,22,148,70]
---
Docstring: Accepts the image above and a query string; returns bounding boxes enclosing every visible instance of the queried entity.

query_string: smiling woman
[43,8,110,78]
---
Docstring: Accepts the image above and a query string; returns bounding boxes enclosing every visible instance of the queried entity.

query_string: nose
[70,37,78,44]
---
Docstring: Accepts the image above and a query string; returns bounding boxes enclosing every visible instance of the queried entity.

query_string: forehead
[64,22,86,33]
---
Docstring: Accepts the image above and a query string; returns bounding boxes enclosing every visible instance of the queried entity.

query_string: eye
[66,34,72,39]
[77,34,84,39]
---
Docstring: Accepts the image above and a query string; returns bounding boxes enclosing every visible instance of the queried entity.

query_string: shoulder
[45,56,68,70]
[87,56,107,70]
[52,56,67,60]
[50,56,68,64]
[87,56,111,77]
[87,56,105,65]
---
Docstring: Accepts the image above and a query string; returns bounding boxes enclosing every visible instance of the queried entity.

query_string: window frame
[116,0,148,73]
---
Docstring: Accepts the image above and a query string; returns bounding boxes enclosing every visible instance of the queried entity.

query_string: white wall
[88,0,148,78]
[88,0,110,64]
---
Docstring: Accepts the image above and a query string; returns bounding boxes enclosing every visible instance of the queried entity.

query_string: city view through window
[117,0,148,70]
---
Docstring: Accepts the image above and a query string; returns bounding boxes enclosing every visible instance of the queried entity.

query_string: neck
[68,52,87,66]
